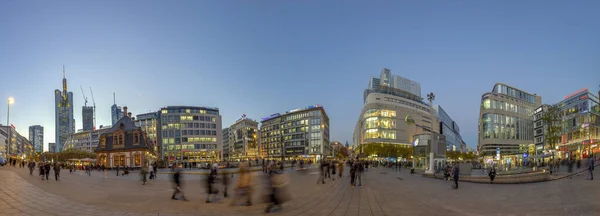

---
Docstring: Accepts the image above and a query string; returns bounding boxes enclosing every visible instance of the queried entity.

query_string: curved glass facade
[481,113,533,141]
[364,117,396,129]
[365,128,396,139]
[364,109,397,118]
[481,98,533,115]
[493,84,537,104]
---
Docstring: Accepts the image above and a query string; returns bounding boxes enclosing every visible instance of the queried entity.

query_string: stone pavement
[1,165,600,216]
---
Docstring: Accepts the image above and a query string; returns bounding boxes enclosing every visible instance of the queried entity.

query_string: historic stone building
[95,107,157,168]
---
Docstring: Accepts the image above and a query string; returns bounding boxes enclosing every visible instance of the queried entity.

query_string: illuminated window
[364,109,396,118]
[364,128,396,139]
[119,155,125,166]
[134,154,141,166]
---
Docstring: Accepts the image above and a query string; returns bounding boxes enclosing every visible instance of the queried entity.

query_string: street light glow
[8,97,14,104]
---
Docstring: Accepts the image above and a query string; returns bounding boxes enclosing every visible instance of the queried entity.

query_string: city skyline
[1,1,599,151]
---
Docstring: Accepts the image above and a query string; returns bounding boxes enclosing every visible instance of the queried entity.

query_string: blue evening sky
[1,1,599,151]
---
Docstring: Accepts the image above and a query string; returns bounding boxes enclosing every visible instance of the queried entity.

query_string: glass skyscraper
[28,125,43,153]
[54,67,74,153]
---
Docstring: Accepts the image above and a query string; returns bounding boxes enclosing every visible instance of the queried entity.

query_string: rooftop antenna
[113,92,116,105]
[80,85,88,107]
[90,87,96,129]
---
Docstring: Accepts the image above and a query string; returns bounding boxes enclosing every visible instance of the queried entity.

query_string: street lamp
[7,97,14,157]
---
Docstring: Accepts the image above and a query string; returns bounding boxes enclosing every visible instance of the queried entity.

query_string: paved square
[0,165,599,216]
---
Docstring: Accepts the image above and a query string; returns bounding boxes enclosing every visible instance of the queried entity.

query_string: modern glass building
[222,127,230,159]
[555,88,600,159]
[134,112,160,158]
[434,105,465,152]
[29,125,44,153]
[111,104,122,126]
[82,106,94,131]
[478,83,542,164]
[225,118,259,161]
[54,68,74,153]
[260,105,330,162]
[159,106,222,164]
[63,127,110,152]
[354,68,435,157]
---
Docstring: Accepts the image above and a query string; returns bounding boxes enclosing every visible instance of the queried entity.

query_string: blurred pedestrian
[452,163,460,189]
[39,163,46,180]
[232,161,252,206]
[44,163,51,180]
[53,163,61,181]
[338,160,343,178]
[149,164,155,180]
[265,163,288,213]
[206,171,219,203]
[488,166,496,184]
[141,166,148,185]
[588,157,594,180]
[355,161,364,187]
[28,161,35,175]
[330,160,336,181]
[171,166,187,201]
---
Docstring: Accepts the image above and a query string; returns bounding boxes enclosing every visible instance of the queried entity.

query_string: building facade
[29,125,44,153]
[222,127,230,159]
[434,105,465,152]
[478,83,542,163]
[0,126,33,159]
[159,106,222,164]
[533,104,551,155]
[55,69,75,153]
[82,106,94,131]
[260,105,330,162]
[111,104,122,126]
[556,88,600,159]
[134,112,160,159]
[48,143,56,153]
[63,127,110,152]
[226,118,259,161]
[95,108,157,168]
[354,69,436,155]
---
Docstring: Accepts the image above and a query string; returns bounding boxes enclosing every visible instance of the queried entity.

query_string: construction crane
[80,85,88,107]
[90,87,96,130]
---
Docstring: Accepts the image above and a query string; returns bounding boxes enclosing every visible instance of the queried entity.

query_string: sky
[1,1,599,151]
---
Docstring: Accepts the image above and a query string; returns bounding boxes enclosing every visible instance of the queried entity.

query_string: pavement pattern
[1,165,599,216]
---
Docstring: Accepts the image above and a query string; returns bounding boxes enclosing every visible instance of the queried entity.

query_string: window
[100,137,106,148]
[113,156,119,167]
[119,155,125,166]
[133,132,140,144]
[134,154,141,166]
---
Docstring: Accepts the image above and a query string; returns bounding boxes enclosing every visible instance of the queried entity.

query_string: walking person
[331,160,336,181]
[317,160,327,184]
[149,163,155,180]
[39,163,46,180]
[587,157,594,180]
[338,160,343,178]
[350,161,356,187]
[232,162,252,206]
[44,163,51,180]
[488,166,496,184]
[452,163,460,189]
[116,165,120,176]
[141,166,148,185]
[265,163,287,213]
[53,163,61,181]
[355,160,364,187]
[171,166,187,201]
[28,161,35,175]
[205,171,219,203]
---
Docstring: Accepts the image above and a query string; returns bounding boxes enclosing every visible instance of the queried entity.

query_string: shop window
[134,154,141,166]
[120,155,125,166]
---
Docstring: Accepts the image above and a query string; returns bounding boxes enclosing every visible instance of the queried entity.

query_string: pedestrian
[355,161,364,188]
[39,163,46,180]
[171,166,187,201]
[28,161,35,175]
[350,161,356,187]
[232,161,252,206]
[265,163,287,213]
[149,164,155,180]
[116,165,120,176]
[338,160,343,178]
[44,163,51,180]
[205,171,218,203]
[141,166,148,185]
[452,163,460,189]
[488,166,496,184]
[330,160,336,181]
[53,163,61,181]
[588,157,594,180]
[317,160,327,184]
[221,170,229,199]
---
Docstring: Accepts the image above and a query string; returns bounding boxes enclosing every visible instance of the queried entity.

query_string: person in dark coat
[39,164,46,180]
[171,167,187,201]
[53,163,61,181]
[489,166,496,184]
[44,163,51,180]
[206,172,218,203]
[452,163,460,189]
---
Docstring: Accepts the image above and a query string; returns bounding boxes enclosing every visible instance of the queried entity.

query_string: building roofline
[161,106,219,111]
[491,82,537,96]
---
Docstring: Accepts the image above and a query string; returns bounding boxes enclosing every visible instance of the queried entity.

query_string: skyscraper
[82,106,94,131]
[55,66,75,153]
[29,125,44,153]
[111,93,122,126]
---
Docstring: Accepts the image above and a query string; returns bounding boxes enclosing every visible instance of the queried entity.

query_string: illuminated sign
[564,88,588,99]
[261,113,281,122]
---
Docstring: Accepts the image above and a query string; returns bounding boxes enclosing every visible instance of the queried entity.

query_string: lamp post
[7,97,14,158]
[425,92,435,174]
